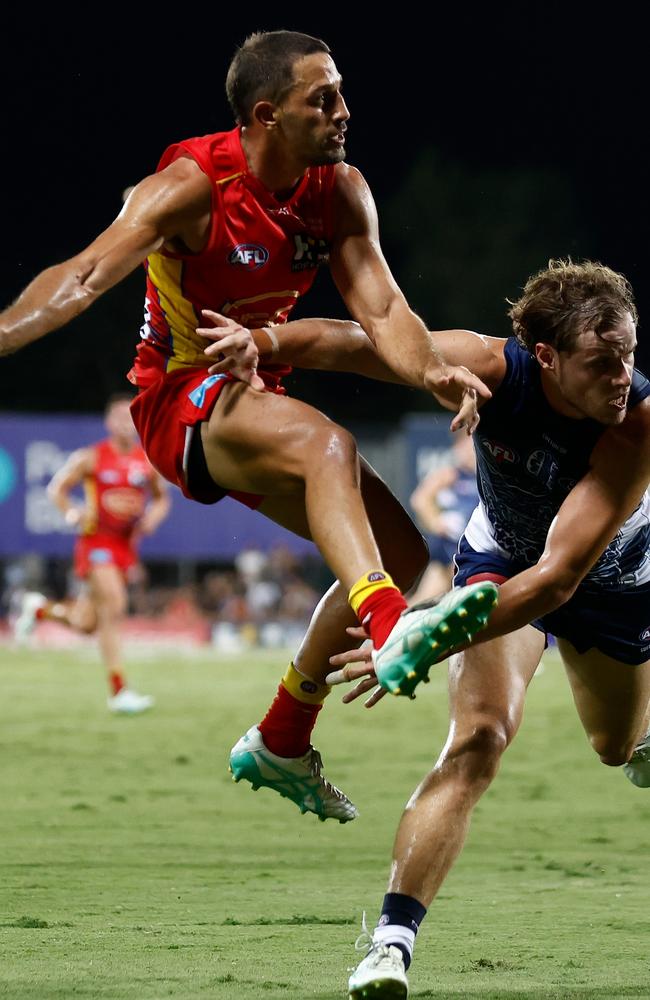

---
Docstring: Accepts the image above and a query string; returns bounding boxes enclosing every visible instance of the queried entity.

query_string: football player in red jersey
[0,31,496,818]
[15,395,170,714]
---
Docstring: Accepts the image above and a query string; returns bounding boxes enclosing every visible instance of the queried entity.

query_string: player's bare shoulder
[120,157,212,250]
[331,163,377,236]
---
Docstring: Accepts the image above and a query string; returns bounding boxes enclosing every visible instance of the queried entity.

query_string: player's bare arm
[47,447,96,529]
[0,158,211,357]
[137,472,171,537]
[328,163,493,425]
[200,318,506,419]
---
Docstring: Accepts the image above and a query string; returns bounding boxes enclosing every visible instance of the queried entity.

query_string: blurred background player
[14,394,170,714]
[408,432,479,601]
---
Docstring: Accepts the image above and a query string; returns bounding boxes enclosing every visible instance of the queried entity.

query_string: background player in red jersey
[0,30,496,817]
[15,394,171,714]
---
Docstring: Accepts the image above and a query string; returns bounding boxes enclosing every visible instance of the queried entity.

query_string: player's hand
[451,385,479,435]
[425,364,491,435]
[64,506,86,531]
[325,626,387,708]
[197,310,265,391]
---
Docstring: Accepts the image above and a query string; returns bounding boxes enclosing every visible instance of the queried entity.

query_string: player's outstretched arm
[0,158,211,357]
[254,318,405,382]
[198,312,403,386]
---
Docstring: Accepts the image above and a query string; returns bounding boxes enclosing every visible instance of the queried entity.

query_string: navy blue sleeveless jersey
[465,338,650,591]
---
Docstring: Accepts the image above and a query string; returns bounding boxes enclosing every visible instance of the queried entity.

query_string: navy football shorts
[453,535,650,666]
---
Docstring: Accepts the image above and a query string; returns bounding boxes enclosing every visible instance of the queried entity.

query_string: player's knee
[591,733,636,767]
[304,423,359,476]
[446,717,511,780]
[96,595,126,623]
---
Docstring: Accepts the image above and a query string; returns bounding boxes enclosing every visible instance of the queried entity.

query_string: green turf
[2,643,650,999]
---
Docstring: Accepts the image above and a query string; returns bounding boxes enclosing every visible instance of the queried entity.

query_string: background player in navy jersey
[222,259,650,997]
[408,432,479,601]
[0,30,495,822]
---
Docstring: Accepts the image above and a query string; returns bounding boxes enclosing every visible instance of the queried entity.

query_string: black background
[2,8,647,422]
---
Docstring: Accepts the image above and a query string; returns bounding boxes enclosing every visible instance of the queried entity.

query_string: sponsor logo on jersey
[228,244,269,270]
[483,440,518,463]
[291,234,329,271]
[127,468,148,487]
[101,488,146,520]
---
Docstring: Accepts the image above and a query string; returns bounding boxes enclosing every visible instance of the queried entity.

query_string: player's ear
[535,343,555,371]
[252,101,279,130]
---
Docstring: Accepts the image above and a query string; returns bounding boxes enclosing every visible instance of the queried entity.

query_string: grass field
[2,642,650,999]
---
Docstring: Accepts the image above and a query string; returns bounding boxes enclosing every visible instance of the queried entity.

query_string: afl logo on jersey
[228,244,269,270]
[640,627,650,641]
[483,440,518,464]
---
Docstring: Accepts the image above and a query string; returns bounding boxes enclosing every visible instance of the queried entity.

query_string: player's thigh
[257,458,427,584]
[358,458,428,583]
[447,624,546,748]
[558,639,650,754]
[88,564,128,617]
[202,382,355,496]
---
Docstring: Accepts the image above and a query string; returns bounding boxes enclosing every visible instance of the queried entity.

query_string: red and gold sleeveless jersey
[130,127,336,387]
[83,439,153,540]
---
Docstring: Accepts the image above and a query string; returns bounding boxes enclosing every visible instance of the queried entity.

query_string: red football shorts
[130,366,275,508]
[74,534,138,579]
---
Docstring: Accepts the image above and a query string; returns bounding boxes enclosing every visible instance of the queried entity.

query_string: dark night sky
[2,8,648,422]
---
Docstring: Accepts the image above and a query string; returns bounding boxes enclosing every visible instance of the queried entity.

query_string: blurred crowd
[1,545,330,650]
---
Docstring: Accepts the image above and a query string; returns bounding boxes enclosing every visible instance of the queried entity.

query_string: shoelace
[353,912,374,955]
[307,748,348,803]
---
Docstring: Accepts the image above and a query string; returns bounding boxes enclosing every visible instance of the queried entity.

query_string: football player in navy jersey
[223,258,650,997]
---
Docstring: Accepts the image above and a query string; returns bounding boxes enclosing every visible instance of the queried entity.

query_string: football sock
[374,892,427,970]
[109,671,126,696]
[349,571,407,649]
[258,663,330,757]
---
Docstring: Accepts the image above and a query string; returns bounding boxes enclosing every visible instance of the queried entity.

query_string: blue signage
[0,413,316,560]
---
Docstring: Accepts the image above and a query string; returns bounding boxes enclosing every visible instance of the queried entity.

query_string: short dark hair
[508,259,638,355]
[104,392,135,414]
[226,30,331,125]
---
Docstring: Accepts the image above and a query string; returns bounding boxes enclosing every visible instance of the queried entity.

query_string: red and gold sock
[259,663,331,757]
[349,570,407,649]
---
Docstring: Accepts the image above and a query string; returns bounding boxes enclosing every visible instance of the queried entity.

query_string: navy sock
[378,892,427,971]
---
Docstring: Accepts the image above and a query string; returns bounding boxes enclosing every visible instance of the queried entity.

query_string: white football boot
[13,592,47,643]
[229,725,358,823]
[348,916,409,999]
[108,689,154,715]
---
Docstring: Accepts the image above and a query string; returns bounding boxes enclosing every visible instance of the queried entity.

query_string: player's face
[547,316,637,425]
[105,400,137,445]
[276,53,349,166]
